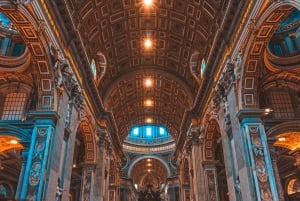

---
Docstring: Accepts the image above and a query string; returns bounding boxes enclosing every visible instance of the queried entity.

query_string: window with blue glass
[90,59,96,80]
[0,12,12,27]
[268,9,300,57]
[201,59,206,77]
[126,125,171,144]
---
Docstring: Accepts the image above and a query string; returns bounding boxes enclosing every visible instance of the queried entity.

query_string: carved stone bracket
[234,50,243,80]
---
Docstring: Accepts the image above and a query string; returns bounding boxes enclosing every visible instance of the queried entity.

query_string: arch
[204,119,221,160]
[128,155,171,177]
[241,3,297,108]
[77,120,97,163]
[266,120,300,138]
[0,125,31,142]
[0,5,56,110]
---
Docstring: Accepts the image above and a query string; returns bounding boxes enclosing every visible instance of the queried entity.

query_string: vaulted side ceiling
[46,0,246,142]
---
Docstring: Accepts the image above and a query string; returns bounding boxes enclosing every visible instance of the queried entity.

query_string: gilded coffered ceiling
[46,0,245,141]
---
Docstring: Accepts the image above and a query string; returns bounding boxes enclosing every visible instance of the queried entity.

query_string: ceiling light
[264,108,273,113]
[9,139,18,144]
[147,163,152,167]
[147,169,151,172]
[73,164,76,168]
[278,137,286,142]
[144,0,153,6]
[144,78,153,87]
[147,158,151,162]
[145,118,153,123]
[144,99,153,107]
[144,38,153,49]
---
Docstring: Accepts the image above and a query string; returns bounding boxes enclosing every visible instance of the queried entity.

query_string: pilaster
[94,127,110,201]
[81,164,96,201]
[237,109,279,201]
[20,111,58,201]
[203,161,220,201]
[184,123,205,201]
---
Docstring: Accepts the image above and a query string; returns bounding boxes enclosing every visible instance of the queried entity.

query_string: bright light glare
[145,99,153,107]
[144,0,153,6]
[264,108,273,113]
[144,78,153,87]
[9,139,18,144]
[144,38,152,49]
[145,118,153,123]
[278,137,286,142]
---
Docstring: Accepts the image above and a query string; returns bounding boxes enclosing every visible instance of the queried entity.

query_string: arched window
[201,59,206,77]
[268,9,300,57]
[90,59,96,80]
[0,12,26,57]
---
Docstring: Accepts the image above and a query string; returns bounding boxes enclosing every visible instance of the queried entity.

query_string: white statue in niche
[50,44,69,89]
[234,50,243,80]
[234,176,243,201]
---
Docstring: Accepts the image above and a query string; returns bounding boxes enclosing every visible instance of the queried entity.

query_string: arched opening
[0,135,23,200]
[130,157,168,201]
[69,120,96,201]
[204,119,229,201]
[69,130,85,201]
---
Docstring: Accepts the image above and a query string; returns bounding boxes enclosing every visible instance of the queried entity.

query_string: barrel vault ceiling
[46,0,245,142]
